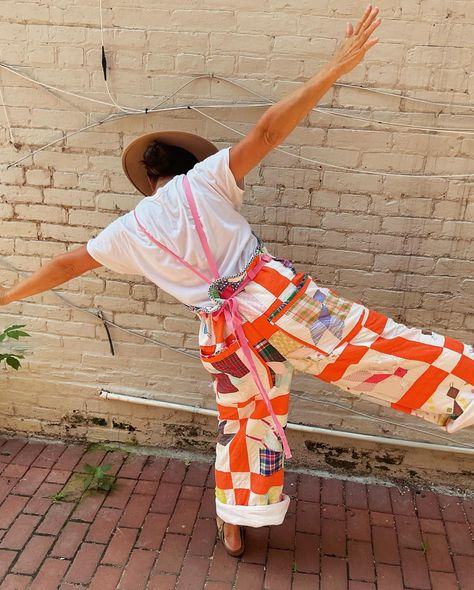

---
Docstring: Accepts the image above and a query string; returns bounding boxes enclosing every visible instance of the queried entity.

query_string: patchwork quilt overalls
[135,176,474,528]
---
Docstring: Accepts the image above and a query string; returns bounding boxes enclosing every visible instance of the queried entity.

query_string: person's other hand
[328,5,381,76]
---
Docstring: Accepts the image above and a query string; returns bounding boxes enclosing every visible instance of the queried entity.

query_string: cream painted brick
[30,109,87,131]
[53,172,79,189]
[26,169,51,187]
[2,221,37,238]
[346,233,407,255]
[0,23,27,41]
[97,193,138,212]
[148,31,209,54]
[398,198,433,217]
[392,133,459,157]
[205,55,235,75]
[111,8,170,28]
[80,174,108,192]
[131,284,157,301]
[432,201,464,220]
[2,186,43,204]
[0,204,14,219]
[57,47,84,66]
[366,64,400,87]
[399,65,431,89]
[268,58,304,78]
[104,281,130,298]
[145,53,175,73]
[115,50,143,70]
[93,295,144,313]
[425,156,473,175]
[237,12,297,34]
[339,194,370,212]
[265,207,322,228]
[0,239,14,255]
[288,227,324,246]
[26,45,55,65]
[163,317,199,334]
[375,254,434,275]
[171,9,235,32]
[382,216,443,236]
[34,151,89,172]
[442,221,474,240]
[15,204,66,224]
[237,57,268,75]
[68,210,116,228]
[322,171,383,194]
[431,68,468,93]
[44,189,95,208]
[66,131,120,151]
[46,320,96,338]
[301,145,360,168]
[327,129,392,151]
[14,240,66,258]
[175,54,206,75]
[362,152,425,174]
[338,269,395,289]
[323,213,381,233]
[40,223,91,243]
[317,248,374,270]
[384,176,448,199]
[210,32,271,54]
[363,288,422,309]
[406,46,472,67]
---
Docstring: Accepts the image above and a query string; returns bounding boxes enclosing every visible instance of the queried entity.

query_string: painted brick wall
[0,0,473,448]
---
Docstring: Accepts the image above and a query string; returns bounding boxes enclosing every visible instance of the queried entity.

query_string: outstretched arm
[0,246,102,305]
[229,4,381,182]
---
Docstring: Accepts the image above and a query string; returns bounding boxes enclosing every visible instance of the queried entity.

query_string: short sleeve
[188,147,244,210]
[86,212,142,276]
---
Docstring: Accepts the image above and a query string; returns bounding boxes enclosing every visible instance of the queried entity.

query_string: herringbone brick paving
[0,436,471,589]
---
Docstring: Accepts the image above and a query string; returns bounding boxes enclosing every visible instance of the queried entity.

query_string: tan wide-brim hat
[122,131,219,196]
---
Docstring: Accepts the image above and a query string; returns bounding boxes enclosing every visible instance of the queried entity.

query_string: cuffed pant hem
[215,494,290,527]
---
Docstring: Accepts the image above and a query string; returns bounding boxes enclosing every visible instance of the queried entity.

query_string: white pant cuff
[216,494,290,527]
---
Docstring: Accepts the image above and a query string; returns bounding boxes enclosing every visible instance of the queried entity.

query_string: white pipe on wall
[99,389,474,456]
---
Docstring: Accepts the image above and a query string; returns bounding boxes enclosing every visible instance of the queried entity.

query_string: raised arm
[229,5,381,183]
[0,246,101,305]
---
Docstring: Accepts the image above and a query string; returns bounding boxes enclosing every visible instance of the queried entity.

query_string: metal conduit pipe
[99,390,474,456]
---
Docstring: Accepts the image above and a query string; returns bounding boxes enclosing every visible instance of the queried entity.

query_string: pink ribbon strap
[134,176,292,459]
[182,175,220,282]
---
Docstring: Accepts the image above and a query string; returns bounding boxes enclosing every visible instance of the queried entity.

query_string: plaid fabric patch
[213,373,238,394]
[321,290,352,319]
[286,293,322,325]
[259,448,284,476]
[212,352,250,378]
[254,339,286,363]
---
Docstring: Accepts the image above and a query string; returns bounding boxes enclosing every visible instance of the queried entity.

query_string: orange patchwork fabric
[199,258,474,514]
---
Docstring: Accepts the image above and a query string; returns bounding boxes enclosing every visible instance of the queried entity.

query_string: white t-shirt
[86,147,259,309]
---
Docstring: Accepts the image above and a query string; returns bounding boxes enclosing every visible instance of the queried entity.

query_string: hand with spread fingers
[329,4,381,76]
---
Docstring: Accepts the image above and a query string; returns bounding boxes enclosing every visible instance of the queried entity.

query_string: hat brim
[122,131,220,196]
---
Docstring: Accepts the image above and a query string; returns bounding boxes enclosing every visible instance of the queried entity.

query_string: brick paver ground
[0,435,471,589]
